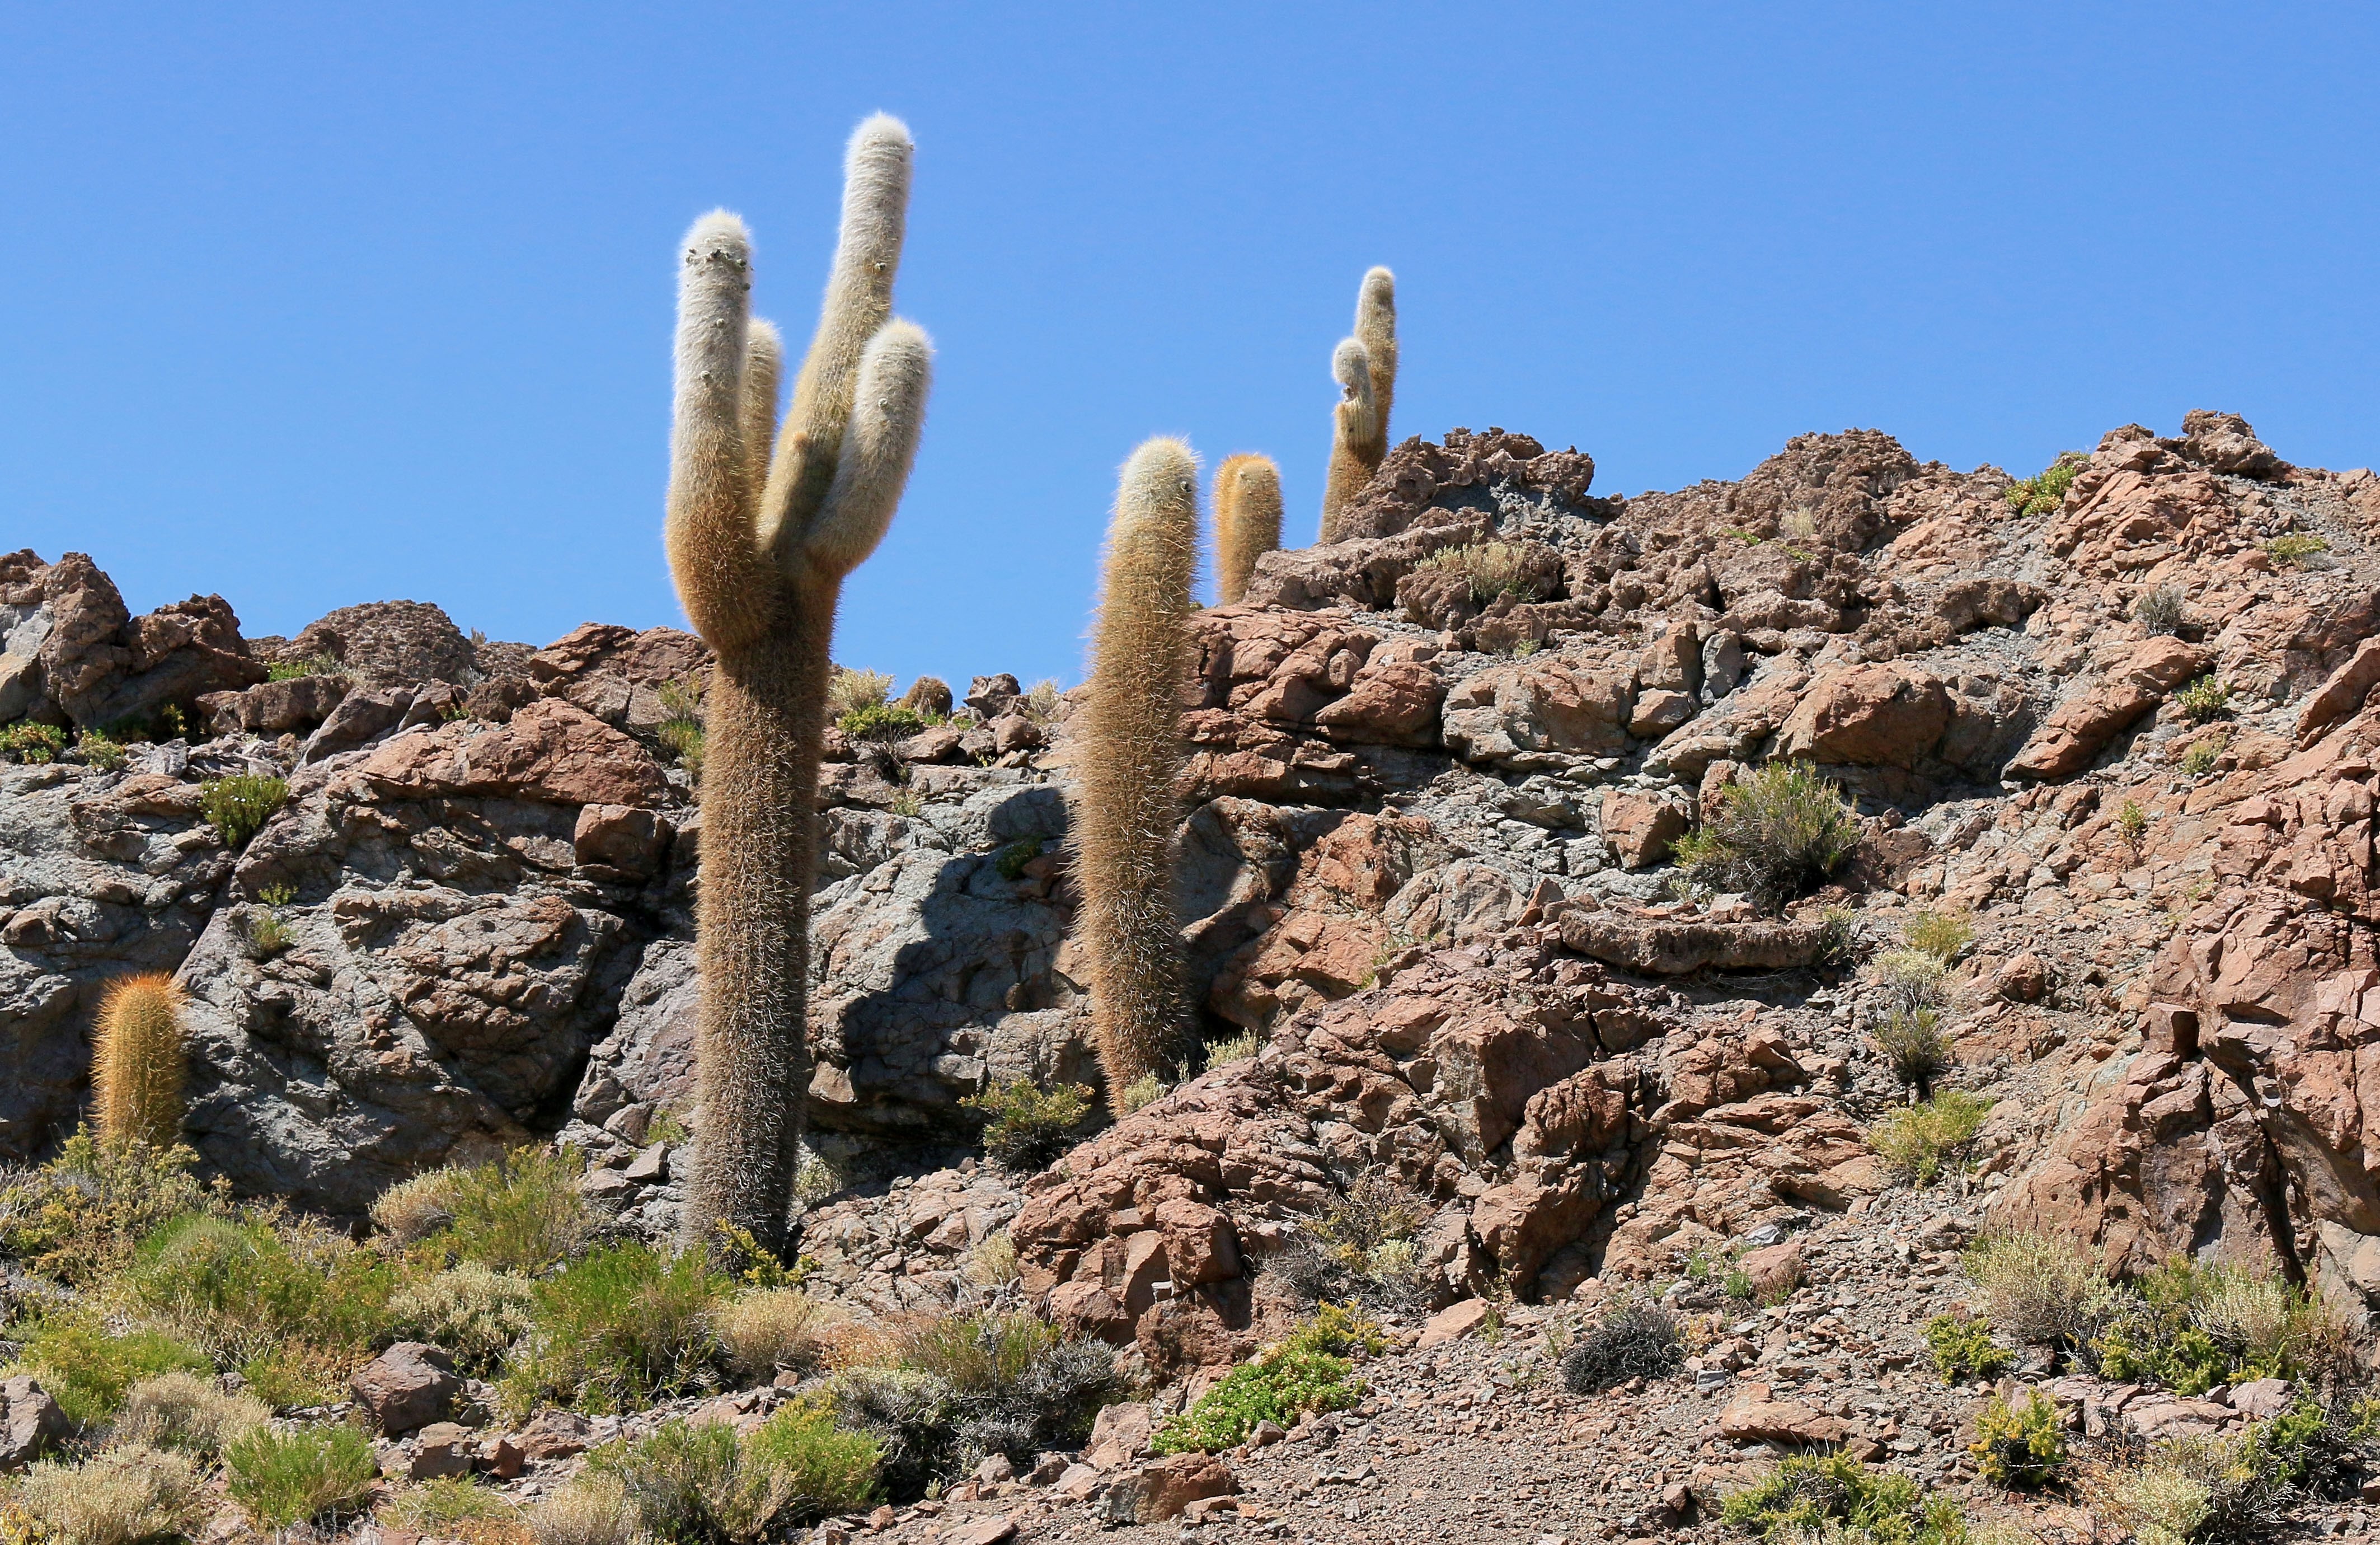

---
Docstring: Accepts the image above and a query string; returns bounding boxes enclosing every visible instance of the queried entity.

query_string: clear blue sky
[6,4,2377,691]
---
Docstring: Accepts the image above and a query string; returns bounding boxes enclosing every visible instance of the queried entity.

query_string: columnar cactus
[667,116,933,1256]
[93,972,185,1149]
[1318,266,1398,542]
[1075,438,1200,1095]
[1212,453,1283,606]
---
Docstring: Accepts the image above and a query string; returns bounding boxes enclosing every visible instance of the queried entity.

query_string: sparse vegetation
[223,1423,378,1529]
[1867,1089,1993,1184]
[1203,1027,1262,1068]
[1670,761,1860,910]
[266,655,346,681]
[1900,908,1973,963]
[1869,948,1947,1017]
[1558,1296,1682,1394]
[528,1473,644,1545]
[836,703,926,741]
[1923,1314,2011,1383]
[656,680,705,781]
[1720,1453,1966,1543]
[1154,1307,1376,1454]
[8,1444,210,1545]
[2119,798,2150,845]
[0,1131,216,1286]
[2174,675,2232,724]
[715,1289,826,1382]
[0,722,67,764]
[1413,541,1547,605]
[1872,1008,1952,1093]
[1971,1388,2066,1488]
[1269,1176,1431,1310]
[197,774,288,849]
[383,1476,530,1545]
[10,1313,212,1427]
[1022,678,1062,723]
[589,1403,880,1542]
[2265,532,2331,568]
[2004,452,2088,517]
[992,838,1041,880]
[1963,1229,2104,1349]
[1114,1071,1168,1115]
[960,1079,1092,1172]
[74,729,129,770]
[2137,583,2188,636]
[826,668,894,720]
[501,1242,731,1415]
[2181,735,2225,778]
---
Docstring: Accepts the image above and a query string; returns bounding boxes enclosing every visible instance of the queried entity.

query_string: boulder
[198,673,349,736]
[2007,638,2207,781]
[351,1342,459,1435]
[1601,792,1688,870]
[1098,1453,1237,1524]
[359,697,668,807]
[1442,655,1636,767]
[1557,908,1829,976]
[0,1377,67,1471]
[1775,663,1951,767]
[287,600,477,690]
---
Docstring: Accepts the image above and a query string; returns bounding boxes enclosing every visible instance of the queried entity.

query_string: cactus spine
[1076,438,1200,1096]
[1212,454,1283,606]
[667,116,933,1257]
[93,972,185,1149]
[1318,266,1398,543]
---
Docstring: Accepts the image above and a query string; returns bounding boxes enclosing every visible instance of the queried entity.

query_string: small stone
[1098,1453,1237,1524]
[409,1421,475,1480]
[350,1343,459,1435]
[0,1377,68,1473]
[941,1519,1016,1545]
[1417,1298,1495,1349]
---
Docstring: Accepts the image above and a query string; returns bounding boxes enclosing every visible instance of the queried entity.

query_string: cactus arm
[665,211,780,654]
[758,113,914,568]
[797,320,933,587]
[741,319,785,495]
[1355,266,1397,451]
[1318,337,1376,543]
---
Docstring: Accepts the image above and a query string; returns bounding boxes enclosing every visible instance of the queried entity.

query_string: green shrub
[126,1212,397,1378]
[1203,1028,1261,1068]
[2174,676,2232,724]
[1972,1389,2065,1489]
[1923,1314,2011,1383]
[2003,453,2087,517]
[2091,1258,2348,1396]
[992,838,1041,881]
[388,1263,538,1377]
[0,1130,215,1286]
[501,1243,729,1415]
[1963,1230,2104,1349]
[0,722,67,764]
[2265,532,2330,568]
[715,1289,825,1382]
[1558,1297,1682,1394]
[1872,1008,1951,1092]
[382,1475,528,1545]
[1867,1090,1993,1184]
[433,1146,589,1272]
[10,1444,210,1545]
[2119,799,2150,845]
[112,1370,271,1456]
[960,1080,1092,1172]
[198,775,289,849]
[9,1314,212,1428]
[1153,1308,1376,1455]
[2136,583,2188,636]
[835,704,925,741]
[1413,541,1547,605]
[1720,1453,1965,1543]
[1870,947,1946,1016]
[1114,1072,1168,1116]
[591,1403,879,1543]
[1671,762,1860,910]
[224,1424,378,1529]
[656,718,705,782]
[73,731,128,771]
[528,1473,642,1545]
[2181,735,2224,778]
[1901,908,1973,963]
[266,656,346,682]
[826,668,894,719]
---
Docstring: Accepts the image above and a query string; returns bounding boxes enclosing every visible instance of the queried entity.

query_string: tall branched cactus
[1076,438,1200,1096]
[93,972,185,1150]
[1212,453,1283,606]
[667,116,933,1256]
[1318,266,1398,543]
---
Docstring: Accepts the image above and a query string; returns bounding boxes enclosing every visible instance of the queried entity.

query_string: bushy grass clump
[198,775,288,849]
[715,1289,828,1383]
[835,704,926,741]
[373,1148,589,1272]
[527,1473,644,1545]
[1900,907,1974,963]
[1922,1314,2011,1384]
[1559,1297,1683,1394]
[224,1424,378,1529]
[826,668,894,719]
[589,1402,880,1543]
[2265,532,2331,568]
[960,1080,1093,1172]
[0,1131,217,1287]
[1963,1230,2105,1349]
[383,1476,531,1545]
[1720,1453,1965,1543]
[8,1314,212,1428]
[388,1263,538,1377]
[2137,583,2187,636]
[1267,1177,1431,1311]
[1154,1306,1379,1455]
[501,1242,731,1416]
[1872,1008,1952,1093]
[112,1370,271,1456]
[1412,541,1548,605]
[2003,453,2087,517]
[8,1444,210,1545]
[2090,1257,2349,1396]
[1672,762,1860,910]
[1867,1090,1993,1185]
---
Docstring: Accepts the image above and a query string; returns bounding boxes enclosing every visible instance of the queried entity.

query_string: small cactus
[1213,453,1283,606]
[1318,266,1397,542]
[1075,438,1201,1095]
[93,972,186,1149]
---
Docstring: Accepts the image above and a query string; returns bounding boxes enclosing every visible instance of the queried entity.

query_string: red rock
[1739,1241,1803,1300]
[198,673,349,736]
[1097,1452,1238,1524]
[573,803,668,879]
[350,1342,459,1435]
[1602,792,1689,869]
[2007,638,2207,780]
[1776,663,1951,767]
[0,1376,68,1472]
[1417,1298,1495,1349]
[941,1519,1017,1545]
[1048,1280,1129,1343]
[1558,908,1829,976]
[360,698,666,807]
[1717,1397,1846,1445]
[1155,1198,1241,1286]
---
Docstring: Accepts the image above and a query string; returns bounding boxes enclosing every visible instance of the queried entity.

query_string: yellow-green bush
[1720,1453,1965,1543]
[8,1444,209,1545]
[1922,1314,2011,1383]
[197,775,288,849]
[125,1212,397,1397]
[112,1370,270,1456]
[1963,1230,2104,1349]
[1867,1090,1992,1184]
[589,1403,880,1543]
[1972,1389,2065,1489]
[501,1243,730,1415]
[959,1080,1092,1172]
[388,1263,537,1377]
[224,1424,378,1529]
[7,1314,210,1428]
[0,1130,216,1286]
[1672,761,1860,910]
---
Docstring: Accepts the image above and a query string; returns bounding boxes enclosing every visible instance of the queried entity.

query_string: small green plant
[837,703,927,741]
[1973,1389,2066,1490]
[2091,1257,2345,1396]
[432,1146,589,1272]
[1670,761,1860,911]
[9,1444,212,1545]
[1814,905,1860,968]
[8,1313,212,1427]
[1413,541,1546,605]
[2119,799,2149,846]
[1724,1266,1756,1301]
[1901,908,1973,963]
[501,1242,731,1415]
[656,680,706,781]
[1923,1314,2012,1383]
[588,1402,881,1543]
[992,838,1041,881]
[2265,532,2331,568]
[1154,1313,1370,1454]
[1873,1008,1952,1093]
[1867,1089,1994,1184]
[886,788,923,818]
[1114,1071,1168,1115]
[962,1232,1019,1287]
[2136,584,2187,636]
[73,730,128,770]
[1558,1296,1682,1394]
[2180,736,2224,778]
[1203,1027,1261,1068]
[223,1423,378,1529]
[2174,676,2232,724]
[198,774,289,849]
[826,667,894,719]
[2003,452,2088,517]
[959,1080,1092,1172]
[0,1130,216,1286]
[383,1475,528,1545]
[0,722,66,764]
[1721,1453,1965,1543]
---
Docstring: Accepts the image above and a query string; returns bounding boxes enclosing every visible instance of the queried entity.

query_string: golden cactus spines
[1076,437,1201,1096]
[666,116,934,1257]
[1212,453,1283,606]
[93,972,186,1150]
[1354,266,1397,453]
[1319,337,1376,543]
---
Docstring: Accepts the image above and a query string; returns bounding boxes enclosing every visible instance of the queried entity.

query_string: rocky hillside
[8,409,2380,1541]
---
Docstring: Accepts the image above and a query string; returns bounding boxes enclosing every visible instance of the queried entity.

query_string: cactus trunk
[1076,438,1200,1095]
[93,972,185,1150]
[1213,453,1283,606]
[1318,268,1398,544]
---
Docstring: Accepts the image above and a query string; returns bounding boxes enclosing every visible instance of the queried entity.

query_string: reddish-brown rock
[1776,663,1951,767]
[360,698,667,807]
